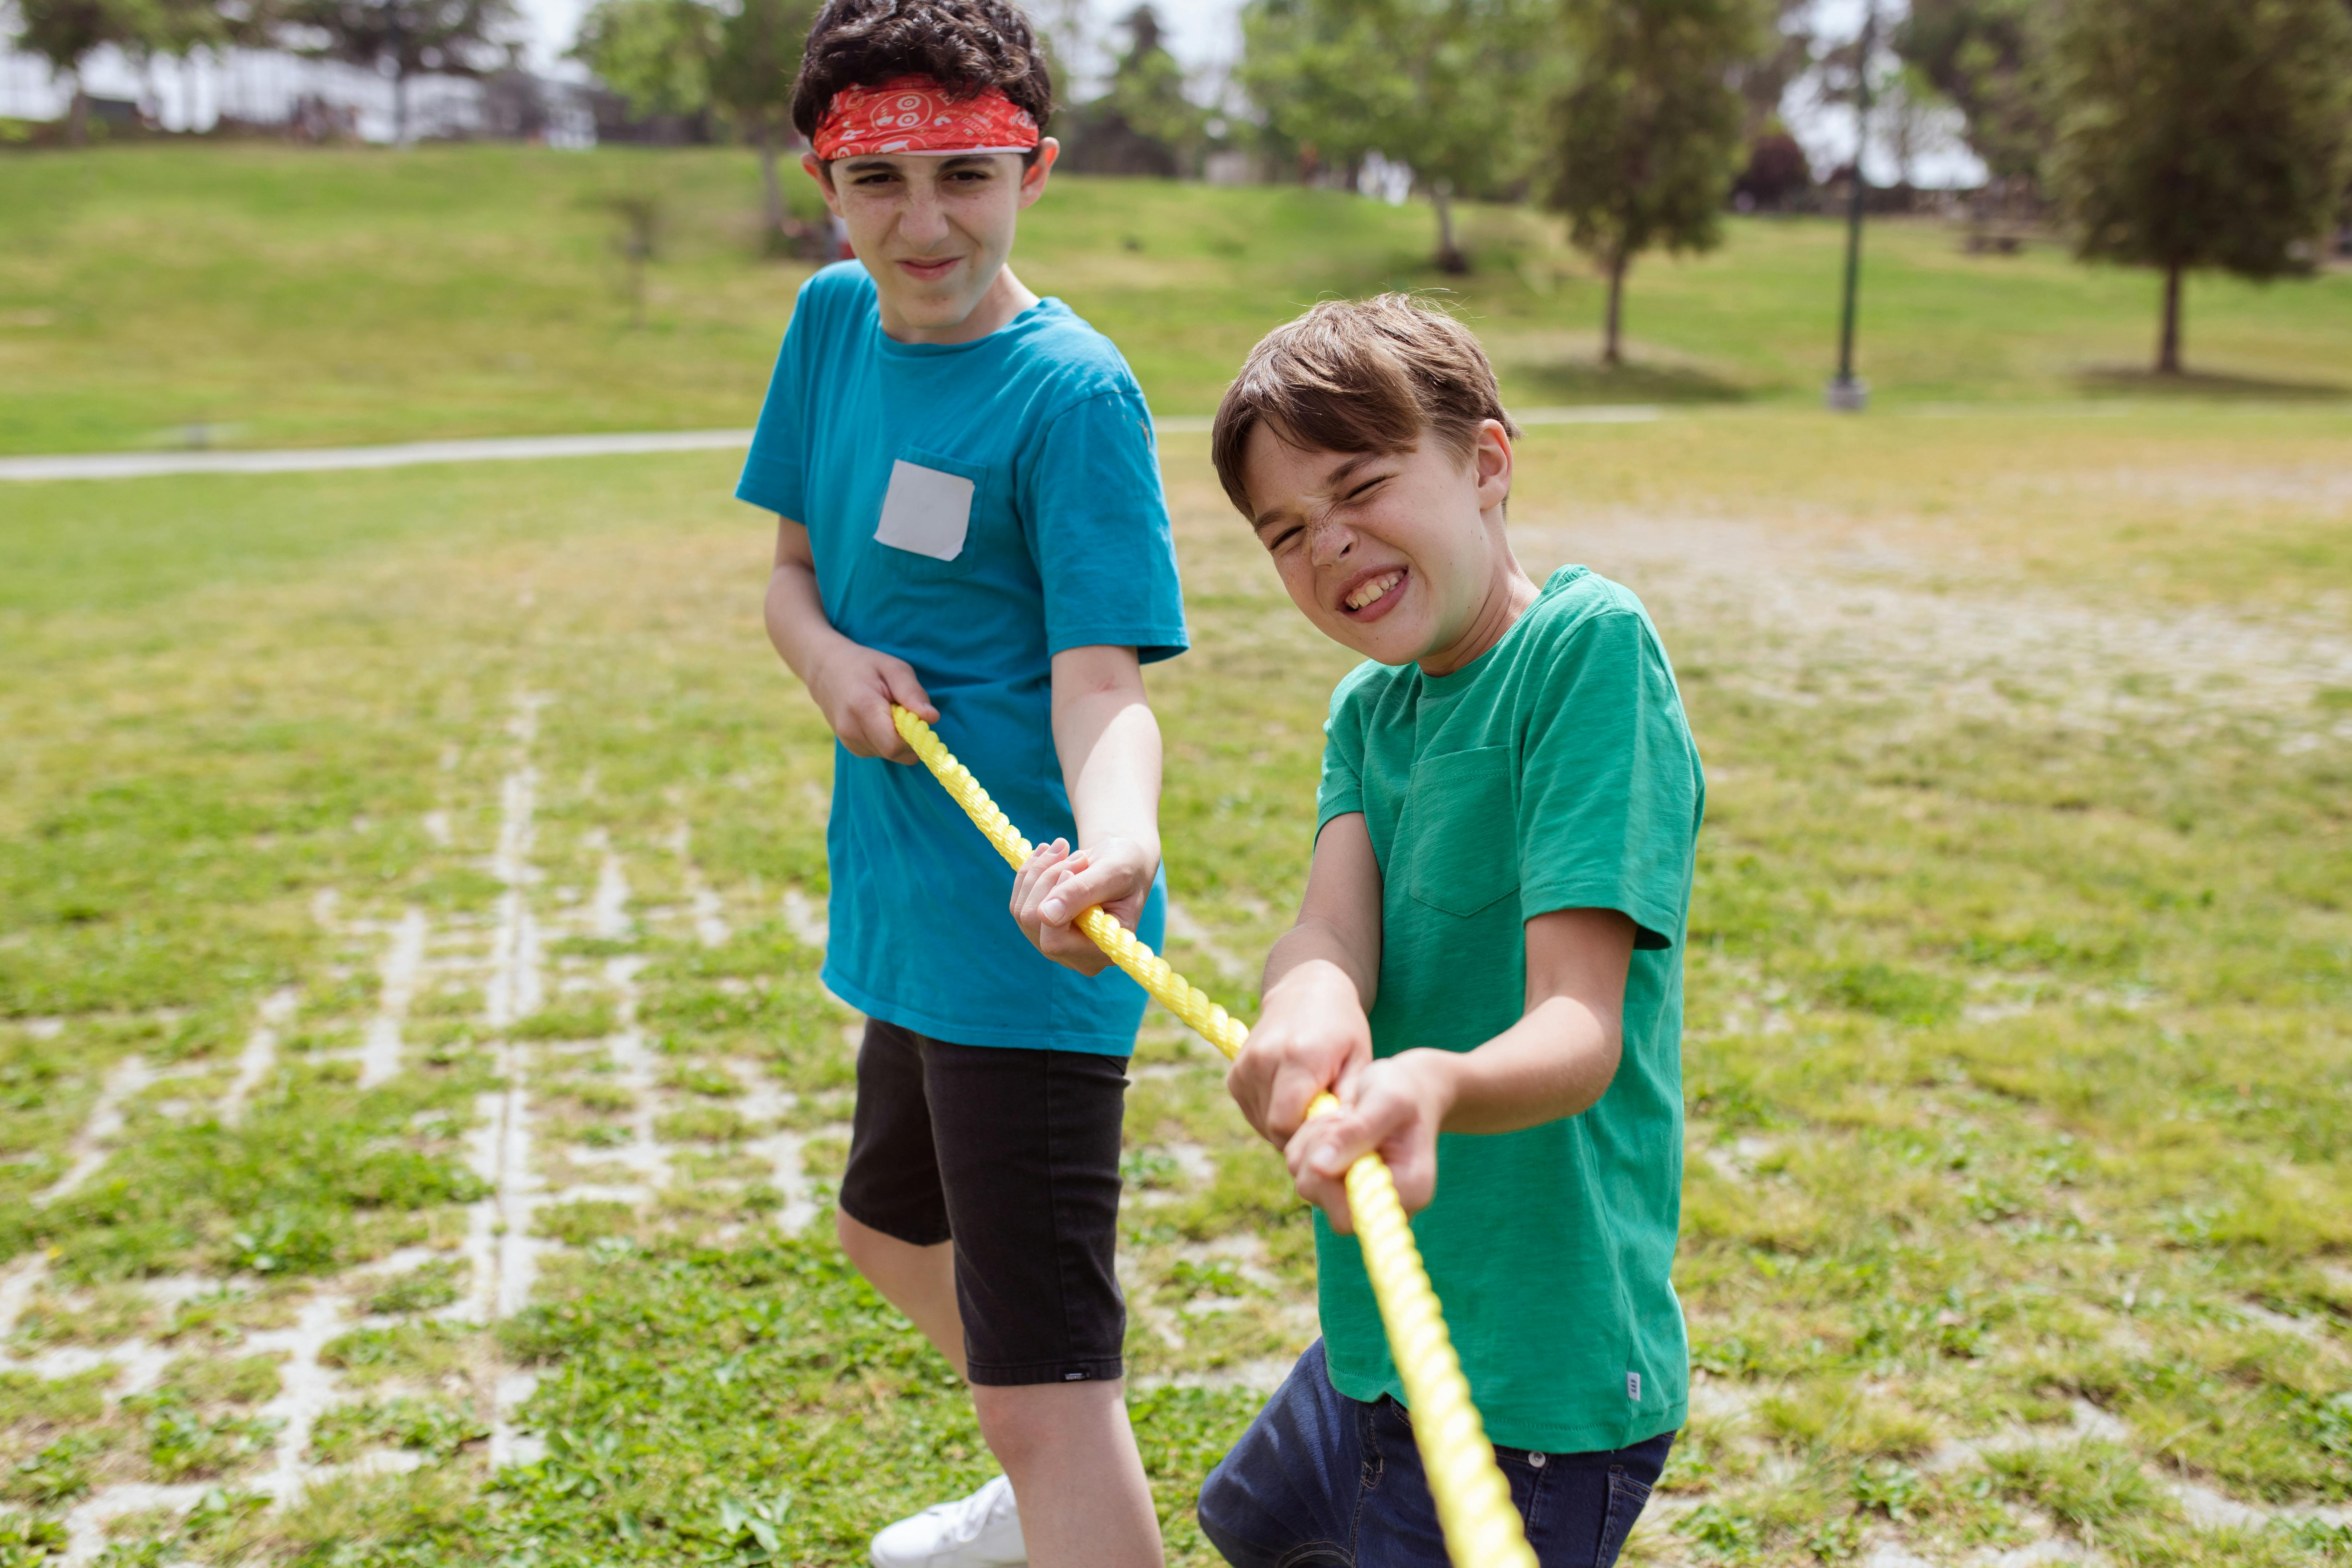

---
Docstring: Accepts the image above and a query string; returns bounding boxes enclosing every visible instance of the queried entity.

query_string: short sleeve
[1517,609,1702,950]
[734,284,816,520]
[1316,676,1368,834]
[1021,391,1189,664]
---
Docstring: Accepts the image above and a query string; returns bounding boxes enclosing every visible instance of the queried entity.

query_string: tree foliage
[710,0,818,243]
[569,0,812,243]
[284,0,521,142]
[1893,0,2046,183]
[1238,0,1549,269]
[13,0,154,143]
[1724,0,1811,140]
[2044,0,2352,372]
[1062,8,1207,178]
[1548,0,1759,363]
[569,0,718,120]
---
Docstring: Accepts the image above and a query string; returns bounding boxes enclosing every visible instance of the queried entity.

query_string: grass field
[5,144,2352,454]
[3,397,2349,1564]
[4,142,2351,1566]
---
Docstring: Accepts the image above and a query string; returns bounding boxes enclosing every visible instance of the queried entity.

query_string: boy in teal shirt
[1187,296,1703,1564]
[744,1,1185,1562]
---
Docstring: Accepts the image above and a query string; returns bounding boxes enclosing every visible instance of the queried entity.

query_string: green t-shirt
[1312,565,1704,1454]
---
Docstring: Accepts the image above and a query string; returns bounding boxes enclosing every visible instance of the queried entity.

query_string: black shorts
[838,1019,1130,1387]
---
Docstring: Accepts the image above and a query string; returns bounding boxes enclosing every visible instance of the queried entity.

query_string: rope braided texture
[891,705,1537,1568]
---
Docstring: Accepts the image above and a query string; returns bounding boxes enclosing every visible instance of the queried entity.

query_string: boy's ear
[1017,138,1061,211]
[1474,419,1514,512]
[802,153,841,215]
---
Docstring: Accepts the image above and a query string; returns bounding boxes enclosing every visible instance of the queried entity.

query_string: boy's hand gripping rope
[891,706,1539,1568]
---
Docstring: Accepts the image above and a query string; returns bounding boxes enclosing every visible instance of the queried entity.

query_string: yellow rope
[891,705,1538,1568]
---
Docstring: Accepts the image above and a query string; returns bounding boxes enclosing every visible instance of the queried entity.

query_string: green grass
[3,149,2350,1560]
[4,144,2352,453]
[1,398,2346,1561]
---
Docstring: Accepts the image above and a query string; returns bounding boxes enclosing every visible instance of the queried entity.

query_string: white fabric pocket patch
[874,459,975,562]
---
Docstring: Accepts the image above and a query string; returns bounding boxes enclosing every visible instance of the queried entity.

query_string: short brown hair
[1209,295,1521,518]
[792,0,1054,162]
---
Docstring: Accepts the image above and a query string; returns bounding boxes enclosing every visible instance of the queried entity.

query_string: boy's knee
[1192,1459,1248,1553]
[969,1382,1094,1472]
[834,1207,908,1275]
[1193,1463,1338,1568]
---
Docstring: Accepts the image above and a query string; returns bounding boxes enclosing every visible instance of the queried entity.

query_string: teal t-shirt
[1312,565,1704,1454]
[736,263,1189,1052]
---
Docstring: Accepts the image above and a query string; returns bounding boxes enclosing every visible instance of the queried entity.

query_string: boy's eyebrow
[1252,451,1383,530]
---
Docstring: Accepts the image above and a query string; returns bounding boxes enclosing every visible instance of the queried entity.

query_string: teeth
[1345,571,1402,611]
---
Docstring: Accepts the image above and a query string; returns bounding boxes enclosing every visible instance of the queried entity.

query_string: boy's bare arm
[1009,644,1163,975]
[1226,814,1383,1147]
[1285,906,1635,1233]
[763,516,934,764]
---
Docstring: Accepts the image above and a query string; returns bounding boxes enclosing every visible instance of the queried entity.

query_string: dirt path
[1526,514,2352,745]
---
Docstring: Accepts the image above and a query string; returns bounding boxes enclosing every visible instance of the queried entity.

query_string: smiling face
[1241,418,1533,675]
[804,144,1059,344]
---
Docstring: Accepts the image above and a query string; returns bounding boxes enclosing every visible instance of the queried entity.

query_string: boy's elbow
[1050,644,1147,703]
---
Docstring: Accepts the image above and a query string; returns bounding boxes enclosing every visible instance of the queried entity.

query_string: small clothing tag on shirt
[1627,1371,1642,1401]
[875,459,975,561]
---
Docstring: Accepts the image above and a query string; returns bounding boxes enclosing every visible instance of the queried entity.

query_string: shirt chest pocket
[873,448,991,582]
[1405,746,1520,919]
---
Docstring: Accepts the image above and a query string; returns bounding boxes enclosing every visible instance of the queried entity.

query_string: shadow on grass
[1510,359,1754,405]
[2074,367,2352,402]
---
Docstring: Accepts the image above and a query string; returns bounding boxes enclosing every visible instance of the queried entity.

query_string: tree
[1893,0,2045,186]
[710,0,818,246]
[284,0,520,144]
[569,0,716,121]
[2044,0,2352,373]
[13,0,156,144]
[1876,62,1956,190]
[1063,6,1205,177]
[1239,0,1548,271]
[1725,0,1811,140]
[1548,0,1759,364]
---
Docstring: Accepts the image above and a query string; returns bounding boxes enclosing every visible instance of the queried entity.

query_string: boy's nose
[1308,520,1354,566]
[900,190,952,246]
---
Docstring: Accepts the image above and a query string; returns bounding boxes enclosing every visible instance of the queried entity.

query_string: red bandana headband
[813,74,1040,159]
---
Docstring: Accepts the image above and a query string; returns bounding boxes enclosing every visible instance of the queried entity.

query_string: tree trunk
[1603,250,1628,365]
[393,68,409,146]
[2156,260,2183,375]
[68,81,89,147]
[1430,180,1467,275]
[756,122,785,253]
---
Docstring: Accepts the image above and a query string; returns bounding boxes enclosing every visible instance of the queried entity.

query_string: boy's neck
[1419,548,1540,679]
[877,264,1041,347]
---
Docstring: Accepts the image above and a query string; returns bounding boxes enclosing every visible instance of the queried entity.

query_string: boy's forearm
[1407,997,1622,1136]
[1050,653,1162,864]
[764,559,849,686]
[1261,812,1383,1009]
[1260,925,1375,1015]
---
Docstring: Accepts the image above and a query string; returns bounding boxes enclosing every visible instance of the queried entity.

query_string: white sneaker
[869,1473,1027,1568]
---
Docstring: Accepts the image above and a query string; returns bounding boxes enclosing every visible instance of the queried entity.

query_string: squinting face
[1241,420,1516,672]
[805,145,1058,340]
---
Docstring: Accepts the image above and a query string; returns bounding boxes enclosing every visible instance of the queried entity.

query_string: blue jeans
[1196,1341,1673,1568]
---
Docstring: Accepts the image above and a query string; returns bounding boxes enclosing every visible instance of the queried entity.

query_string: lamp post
[1827,0,1877,413]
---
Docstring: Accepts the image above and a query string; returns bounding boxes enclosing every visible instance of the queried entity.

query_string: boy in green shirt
[1191,296,1704,1564]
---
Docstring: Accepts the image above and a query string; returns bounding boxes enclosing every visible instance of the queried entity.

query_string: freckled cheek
[1277,560,1319,614]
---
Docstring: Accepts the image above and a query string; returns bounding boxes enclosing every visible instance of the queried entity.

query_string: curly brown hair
[791,0,1054,161]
